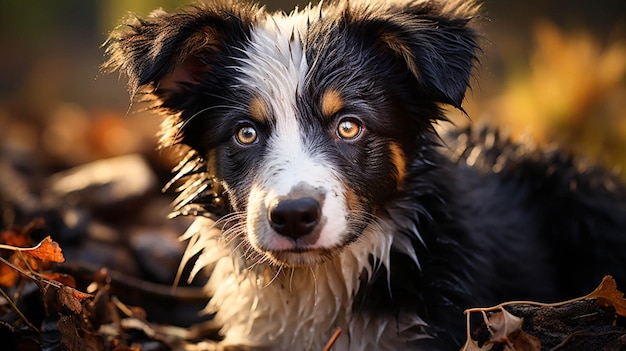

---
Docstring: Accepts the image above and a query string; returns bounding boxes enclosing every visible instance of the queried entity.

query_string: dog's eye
[337,118,363,141]
[235,125,258,145]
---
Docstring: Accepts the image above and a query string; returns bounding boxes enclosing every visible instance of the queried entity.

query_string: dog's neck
[181,215,428,349]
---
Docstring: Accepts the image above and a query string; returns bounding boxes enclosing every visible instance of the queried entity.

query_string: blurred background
[0,0,624,174]
[0,0,624,328]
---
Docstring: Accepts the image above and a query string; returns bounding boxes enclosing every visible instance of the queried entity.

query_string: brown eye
[337,118,363,140]
[236,125,258,145]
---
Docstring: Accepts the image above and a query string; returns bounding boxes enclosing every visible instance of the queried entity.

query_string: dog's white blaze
[237,11,348,251]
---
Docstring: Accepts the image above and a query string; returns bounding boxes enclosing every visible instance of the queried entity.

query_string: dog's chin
[259,247,337,267]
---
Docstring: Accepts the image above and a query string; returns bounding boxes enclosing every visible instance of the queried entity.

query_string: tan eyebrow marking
[321,89,344,117]
[389,142,407,184]
[249,96,269,122]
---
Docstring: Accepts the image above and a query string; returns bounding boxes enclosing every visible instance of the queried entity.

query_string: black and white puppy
[105,0,626,349]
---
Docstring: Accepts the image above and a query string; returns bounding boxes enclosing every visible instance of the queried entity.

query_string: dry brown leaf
[22,236,65,263]
[484,308,541,351]
[507,330,541,351]
[69,287,93,301]
[59,286,85,314]
[43,284,92,316]
[487,308,523,344]
[57,315,82,349]
[461,338,493,351]
[41,272,77,288]
[585,275,626,317]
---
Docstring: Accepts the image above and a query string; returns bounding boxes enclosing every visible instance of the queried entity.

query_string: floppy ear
[352,0,480,109]
[104,2,257,109]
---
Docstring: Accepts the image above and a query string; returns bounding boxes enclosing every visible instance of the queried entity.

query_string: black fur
[105,0,626,349]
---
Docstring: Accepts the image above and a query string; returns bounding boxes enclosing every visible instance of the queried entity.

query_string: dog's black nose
[268,197,321,239]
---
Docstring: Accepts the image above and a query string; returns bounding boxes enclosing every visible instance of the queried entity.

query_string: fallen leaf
[59,286,86,314]
[22,236,65,263]
[0,254,40,286]
[507,330,541,351]
[1,229,32,248]
[487,308,523,344]
[41,272,77,288]
[70,287,93,301]
[483,308,541,351]
[0,262,18,287]
[586,275,626,317]
[57,315,92,351]
[460,338,493,351]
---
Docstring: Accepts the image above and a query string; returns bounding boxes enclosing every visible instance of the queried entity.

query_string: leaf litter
[1,220,625,350]
[462,276,626,351]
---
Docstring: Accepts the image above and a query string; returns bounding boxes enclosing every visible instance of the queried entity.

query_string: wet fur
[105,0,626,349]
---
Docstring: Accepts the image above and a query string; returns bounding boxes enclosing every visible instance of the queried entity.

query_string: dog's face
[106,0,478,266]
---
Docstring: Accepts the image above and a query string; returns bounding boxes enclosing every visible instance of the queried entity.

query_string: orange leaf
[586,275,626,317]
[1,229,31,247]
[69,287,93,301]
[22,236,65,263]
[0,262,19,287]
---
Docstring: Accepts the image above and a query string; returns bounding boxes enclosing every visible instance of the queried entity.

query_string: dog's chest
[204,249,359,349]
[191,217,428,349]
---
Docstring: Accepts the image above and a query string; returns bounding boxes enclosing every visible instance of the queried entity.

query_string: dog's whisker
[308,265,319,301]
[172,105,247,143]
[202,91,250,110]
[262,265,284,289]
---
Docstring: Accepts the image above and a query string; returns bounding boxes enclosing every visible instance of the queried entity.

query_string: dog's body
[106,0,626,349]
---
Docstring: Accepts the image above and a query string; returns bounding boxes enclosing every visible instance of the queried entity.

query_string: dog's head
[106,0,479,266]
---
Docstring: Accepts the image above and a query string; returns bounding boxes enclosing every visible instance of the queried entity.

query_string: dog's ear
[349,0,480,109]
[104,3,257,108]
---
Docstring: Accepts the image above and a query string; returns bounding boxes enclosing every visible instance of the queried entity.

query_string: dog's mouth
[261,247,337,266]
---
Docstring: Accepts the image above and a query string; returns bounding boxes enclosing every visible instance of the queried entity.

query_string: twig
[464,295,589,316]
[0,286,39,331]
[323,327,343,351]
[549,330,626,351]
[0,241,43,252]
[0,256,62,289]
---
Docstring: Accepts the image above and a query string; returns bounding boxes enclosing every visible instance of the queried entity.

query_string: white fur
[234,10,350,256]
[181,216,430,350]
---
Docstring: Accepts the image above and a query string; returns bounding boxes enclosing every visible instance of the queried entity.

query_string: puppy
[105,0,626,349]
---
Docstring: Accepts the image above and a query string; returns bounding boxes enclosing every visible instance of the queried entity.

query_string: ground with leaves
[0,220,207,351]
[1,216,626,350]
[0,152,626,350]
[463,276,626,350]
